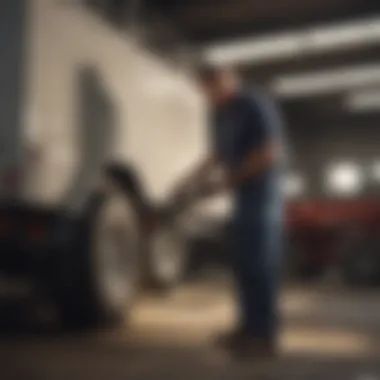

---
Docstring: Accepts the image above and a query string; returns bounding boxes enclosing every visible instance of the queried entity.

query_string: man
[175,65,285,358]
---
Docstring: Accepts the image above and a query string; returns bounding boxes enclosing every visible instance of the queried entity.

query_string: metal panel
[0,1,27,194]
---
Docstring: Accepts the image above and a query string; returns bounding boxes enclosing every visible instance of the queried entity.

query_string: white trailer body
[0,0,213,328]
[22,0,207,210]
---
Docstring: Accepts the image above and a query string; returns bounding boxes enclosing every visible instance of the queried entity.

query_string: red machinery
[286,199,380,284]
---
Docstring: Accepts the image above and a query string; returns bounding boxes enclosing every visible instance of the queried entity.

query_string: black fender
[103,161,151,218]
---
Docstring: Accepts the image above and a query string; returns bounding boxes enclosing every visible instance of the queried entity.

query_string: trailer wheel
[58,190,140,329]
[143,220,188,292]
[340,235,380,287]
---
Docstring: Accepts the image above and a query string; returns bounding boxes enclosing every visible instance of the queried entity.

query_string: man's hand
[167,175,228,218]
[196,176,231,198]
[170,177,196,199]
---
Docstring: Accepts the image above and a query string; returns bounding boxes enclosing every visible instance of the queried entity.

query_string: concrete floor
[1,281,380,379]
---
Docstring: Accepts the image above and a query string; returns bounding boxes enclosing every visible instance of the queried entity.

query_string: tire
[104,162,188,292]
[340,235,380,287]
[142,218,188,292]
[57,190,140,329]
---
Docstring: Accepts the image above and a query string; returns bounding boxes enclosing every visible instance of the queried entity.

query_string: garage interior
[3,0,380,379]
[88,0,380,198]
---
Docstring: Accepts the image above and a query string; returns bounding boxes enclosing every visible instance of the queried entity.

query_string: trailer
[0,1,208,328]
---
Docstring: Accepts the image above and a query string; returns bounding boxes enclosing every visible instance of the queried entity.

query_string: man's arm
[228,141,279,188]
[172,153,220,195]
[192,154,219,184]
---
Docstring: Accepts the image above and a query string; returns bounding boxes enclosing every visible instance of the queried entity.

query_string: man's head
[195,64,240,106]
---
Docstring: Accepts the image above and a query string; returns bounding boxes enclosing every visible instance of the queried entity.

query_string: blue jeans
[232,199,283,339]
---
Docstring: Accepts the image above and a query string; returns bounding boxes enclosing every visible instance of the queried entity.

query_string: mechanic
[174,65,285,358]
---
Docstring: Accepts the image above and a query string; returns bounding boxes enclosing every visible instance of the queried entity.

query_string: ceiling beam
[181,1,380,43]
[167,0,345,26]
[145,0,228,12]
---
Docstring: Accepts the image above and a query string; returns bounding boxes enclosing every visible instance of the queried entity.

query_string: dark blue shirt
[211,89,285,221]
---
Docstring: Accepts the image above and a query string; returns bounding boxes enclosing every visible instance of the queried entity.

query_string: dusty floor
[1,280,380,379]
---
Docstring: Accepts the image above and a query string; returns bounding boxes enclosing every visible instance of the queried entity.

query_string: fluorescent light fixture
[345,88,380,111]
[204,33,301,65]
[282,173,306,198]
[272,64,380,98]
[204,17,380,66]
[325,162,363,196]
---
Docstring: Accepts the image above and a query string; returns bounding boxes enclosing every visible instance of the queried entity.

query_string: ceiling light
[204,33,301,65]
[272,64,380,98]
[325,162,363,196]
